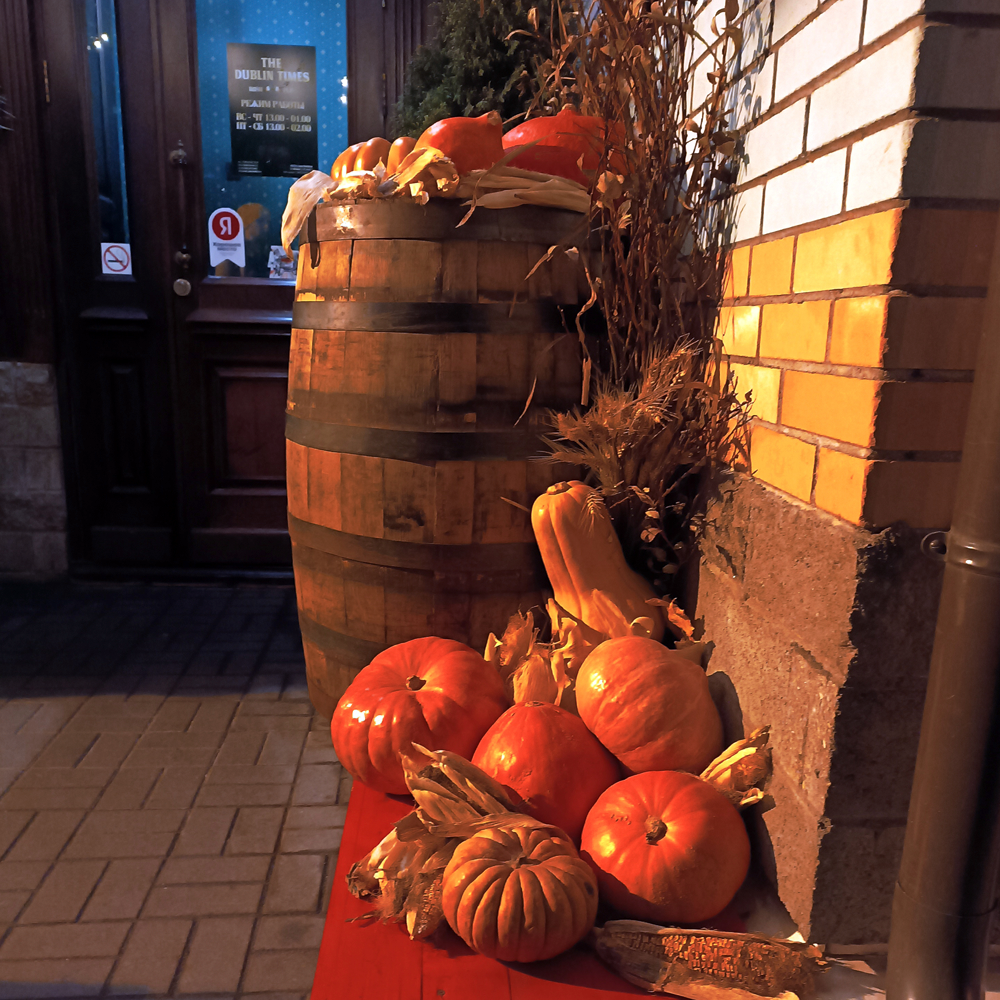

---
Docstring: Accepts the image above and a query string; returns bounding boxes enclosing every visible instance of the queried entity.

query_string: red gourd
[331,637,509,795]
[472,701,620,842]
[414,111,504,175]
[575,636,723,775]
[580,770,751,924]
[503,106,606,172]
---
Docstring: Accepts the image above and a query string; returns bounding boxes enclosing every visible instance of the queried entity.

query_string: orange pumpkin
[330,142,362,179]
[354,136,391,172]
[442,823,599,962]
[580,770,751,924]
[386,135,417,174]
[414,111,504,175]
[576,636,723,775]
[331,637,509,795]
[473,702,620,842]
[503,107,605,171]
[502,144,588,186]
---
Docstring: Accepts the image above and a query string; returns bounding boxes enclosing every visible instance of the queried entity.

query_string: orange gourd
[502,144,588,185]
[472,702,620,842]
[531,481,665,641]
[353,136,391,172]
[575,636,723,775]
[442,823,599,962]
[386,135,416,174]
[330,142,362,179]
[580,770,751,924]
[503,106,606,172]
[414,111,504,175]
[331,637,509,795]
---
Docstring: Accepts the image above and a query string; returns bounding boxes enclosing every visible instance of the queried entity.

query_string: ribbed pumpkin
[576,636,723,775]
[331,637,509,795]
[503,106,605,172]
[442,823,599,962]
[472,702,620,842]
[580,770,751,924]
[531,481,665,641]
[386,135,417,174]
[414,111,504,175]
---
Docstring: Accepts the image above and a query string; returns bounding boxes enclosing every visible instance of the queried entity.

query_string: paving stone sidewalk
[0,581,348,1000]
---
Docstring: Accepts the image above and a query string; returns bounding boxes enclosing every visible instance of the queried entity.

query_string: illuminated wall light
[101,32,109,41]
[340,76,348,88]
[93,39,102,49]
[339,94,347,104]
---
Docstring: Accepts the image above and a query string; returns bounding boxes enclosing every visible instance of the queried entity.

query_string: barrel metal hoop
[291,299,574,335]
[287,512,540,574]
[297,611,387,667]
[285,411,544,462]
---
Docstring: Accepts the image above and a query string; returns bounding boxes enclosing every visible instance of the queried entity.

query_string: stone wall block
[0,363,15,405]
[14,362,58,407]
[0,493,66,532]
[33,532,69,576]
[0,532,35,572]
[1,405,60,449]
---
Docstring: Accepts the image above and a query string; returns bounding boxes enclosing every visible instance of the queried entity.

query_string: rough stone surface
[0,362,67,580]
[697,476,941,943]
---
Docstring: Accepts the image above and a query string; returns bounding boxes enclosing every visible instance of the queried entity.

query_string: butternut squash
[531,481,665,641]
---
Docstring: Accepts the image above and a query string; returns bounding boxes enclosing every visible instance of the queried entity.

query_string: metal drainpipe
[885,218,1000,998]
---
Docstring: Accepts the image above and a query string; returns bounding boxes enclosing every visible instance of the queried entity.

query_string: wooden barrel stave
[289,202,589,717]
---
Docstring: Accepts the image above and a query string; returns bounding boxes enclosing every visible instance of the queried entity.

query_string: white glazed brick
[903,120,1000,199]
[773,0,818,42]
[774,0,865,102]
[863,0,922,44]
[761,148,848,233]
[731,184,765,243]
[728,55,776,131]
[845,121,912,209]
[807,29,920,149]
[916,27,1000,110]
[742,99,806,181]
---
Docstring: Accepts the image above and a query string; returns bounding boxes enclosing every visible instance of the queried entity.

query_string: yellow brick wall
[721,206,991,530]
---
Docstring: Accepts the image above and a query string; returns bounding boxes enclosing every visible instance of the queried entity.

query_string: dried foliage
[518,0,752,587]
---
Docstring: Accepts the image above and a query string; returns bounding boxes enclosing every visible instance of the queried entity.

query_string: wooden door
[39,0,435,570]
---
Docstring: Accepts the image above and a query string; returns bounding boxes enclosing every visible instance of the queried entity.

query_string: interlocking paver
[19,858,107,924]
[172,807,236,856]
[143,882,264,917]
[176,915,254,994]
[225,807,284,855]
[6,811,85,861]
[0,582,334,1000]
[108,918,192,995]
[82,858,161,921]
[262,855,324,914]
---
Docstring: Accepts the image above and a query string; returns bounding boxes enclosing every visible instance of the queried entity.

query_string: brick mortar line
[728,356,975,382]
[722,285,990,305]
[235,673,317,999]
[749,416,963,462]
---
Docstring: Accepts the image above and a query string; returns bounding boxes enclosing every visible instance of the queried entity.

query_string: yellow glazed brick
[717,306,760,357]
[749,237,794,296]
[731,364,781,423]
[864,461,960,529]
[814,448,869,524]
[830,297,887,367]
[793,210,901,293]
[759,301,831,362]
[874,381,972,452]
[883,297,984,369]
[781,371,879,446]
[724,246,751,300]
[750,425,816,501]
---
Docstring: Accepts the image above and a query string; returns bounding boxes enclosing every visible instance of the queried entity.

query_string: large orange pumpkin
[503,106,605,172]
[442,823,599,962]
[580,770,751,924]
[414,111,504,175]
[576,636,723,774]
[472,702,620,842]
[331,637,509,795]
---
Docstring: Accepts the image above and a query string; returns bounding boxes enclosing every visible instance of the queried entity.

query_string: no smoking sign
[208,208,246,267]
[100,243,132,275]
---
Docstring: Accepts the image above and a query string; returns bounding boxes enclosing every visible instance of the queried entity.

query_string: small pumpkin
[386,135,417,174]
[473,701,620,842]
[330,141,362,179]
[442,823,599,962]
[331,636,509,795]
[414,111,504,175]
[576,636,723,775]
[354,136,391,172]
[580,770,751,925]
[531,481,665,641]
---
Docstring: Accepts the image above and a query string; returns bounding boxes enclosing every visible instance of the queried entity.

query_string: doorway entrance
[41,0,431,573]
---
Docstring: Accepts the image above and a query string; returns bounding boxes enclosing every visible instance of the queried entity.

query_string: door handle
[169,141,192,277]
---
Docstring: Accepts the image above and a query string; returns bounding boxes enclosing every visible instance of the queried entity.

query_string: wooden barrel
[287,199,590,717]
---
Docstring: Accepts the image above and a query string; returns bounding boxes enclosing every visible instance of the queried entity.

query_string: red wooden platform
[311,780,648,1000]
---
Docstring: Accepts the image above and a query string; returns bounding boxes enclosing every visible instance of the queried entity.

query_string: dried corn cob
[590,920,823,999]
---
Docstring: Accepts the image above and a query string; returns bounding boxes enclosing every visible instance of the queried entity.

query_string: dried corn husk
[590,920,824,999]
[700,727,773,809]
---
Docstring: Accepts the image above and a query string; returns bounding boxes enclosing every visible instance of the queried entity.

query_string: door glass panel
[196,0,348,279]
[87,0,131,264]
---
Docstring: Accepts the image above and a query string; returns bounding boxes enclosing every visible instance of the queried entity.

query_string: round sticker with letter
[208,207,246,267]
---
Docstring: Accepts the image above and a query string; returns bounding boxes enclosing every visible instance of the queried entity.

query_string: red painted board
[312,781,648,1000]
